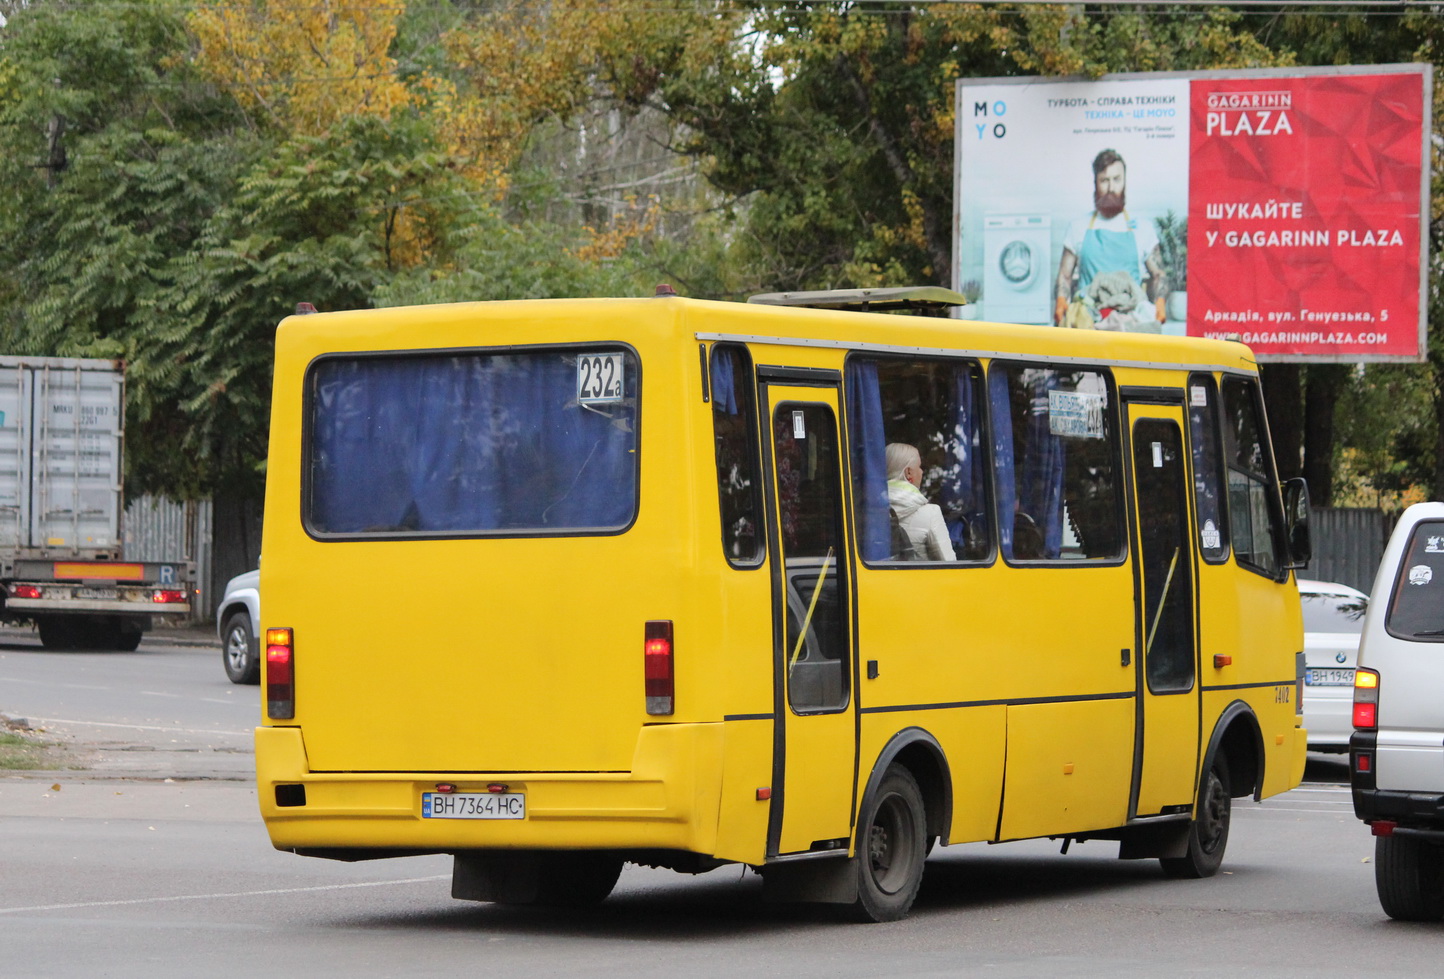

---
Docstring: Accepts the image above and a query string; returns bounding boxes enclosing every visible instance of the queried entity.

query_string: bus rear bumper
[255,724,727,857]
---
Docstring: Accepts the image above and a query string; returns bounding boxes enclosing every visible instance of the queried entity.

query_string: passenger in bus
[885,442,956,562]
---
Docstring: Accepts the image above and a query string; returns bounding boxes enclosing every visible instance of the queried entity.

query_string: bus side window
[1220,376,1285,578]
[846,355,991,563]
[710,344,764,566]
[989,364,1123,563]
[1187,374,1230,563]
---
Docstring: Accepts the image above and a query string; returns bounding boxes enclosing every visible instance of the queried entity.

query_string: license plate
[76,587,117,600]
[1305,668,1355,686]
[421,792,525,820]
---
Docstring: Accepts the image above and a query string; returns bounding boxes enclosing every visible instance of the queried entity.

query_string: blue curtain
[987,368,1016,559]
[941,368,986,551]
[1020,372,1066,558]
[309,353,637,534]
[846,361,891,562]
[710,346,739,416]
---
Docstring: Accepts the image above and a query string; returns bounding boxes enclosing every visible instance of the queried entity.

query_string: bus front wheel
[848,765,927,922]
[1161,754,1231,879]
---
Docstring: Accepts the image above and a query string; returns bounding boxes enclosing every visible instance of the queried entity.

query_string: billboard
[955,65,1431,362]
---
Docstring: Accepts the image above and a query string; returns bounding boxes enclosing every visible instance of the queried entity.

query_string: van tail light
[266,628,295,720]
[1353,667,1379,730]
[644,620,674,715]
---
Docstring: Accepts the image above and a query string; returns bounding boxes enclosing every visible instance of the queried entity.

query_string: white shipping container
[0,357,123,555]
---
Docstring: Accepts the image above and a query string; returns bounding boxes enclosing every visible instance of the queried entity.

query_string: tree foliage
[189,0,420,135]
[0,1,1440,506]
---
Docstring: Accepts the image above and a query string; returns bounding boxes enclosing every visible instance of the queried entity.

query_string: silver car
[1298,578,1368,752]
[216,569,260,685]
[1350,501,1444,921]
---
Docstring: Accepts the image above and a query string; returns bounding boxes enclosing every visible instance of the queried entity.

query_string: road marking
[0,876,450,915]
[141,690,256,707]
[31,716,252,738]
[0,676,113,691]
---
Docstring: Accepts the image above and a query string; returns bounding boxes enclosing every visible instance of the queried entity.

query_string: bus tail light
[644,620,674,715]
[1353,668,1379,730]
[266,628,295,720]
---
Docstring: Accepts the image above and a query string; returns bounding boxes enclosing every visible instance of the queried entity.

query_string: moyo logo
[971,99,1008,139]
[1205,89,1294,137]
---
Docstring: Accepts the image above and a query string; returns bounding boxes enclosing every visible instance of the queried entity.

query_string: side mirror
[1282,477,1311,570]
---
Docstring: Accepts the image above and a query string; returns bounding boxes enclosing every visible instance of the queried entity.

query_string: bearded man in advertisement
[1054,149,1168,331]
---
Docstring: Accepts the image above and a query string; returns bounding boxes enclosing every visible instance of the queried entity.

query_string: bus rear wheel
[848,765,926,922]
[1375,834,1444,921]
[1161,754,1231,879]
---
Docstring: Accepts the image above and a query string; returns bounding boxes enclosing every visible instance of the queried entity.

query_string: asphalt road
[1,633,1437,978]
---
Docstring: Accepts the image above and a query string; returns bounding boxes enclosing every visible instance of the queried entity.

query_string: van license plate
[422,792,525,819]
[1305,668,1354,686]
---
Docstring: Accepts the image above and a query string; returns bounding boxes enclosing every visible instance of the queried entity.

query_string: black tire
[1161,753,1231,879]
[1375,834,1444,921]
[848,765,927,922]
[222,612,260,684]
[36,618,79,650]
[110,626,144,652]
[529,852,624,907]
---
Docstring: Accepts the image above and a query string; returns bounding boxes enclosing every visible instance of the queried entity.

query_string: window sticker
[1151,442,1164,468]
[1048,390,1105,439]
[1190,385,1209,407]
[577,352,625,404]
[1200,519,1221,551]
[792,410,806,440]
[1426,535,1444,554]
[1408,564,1433,586]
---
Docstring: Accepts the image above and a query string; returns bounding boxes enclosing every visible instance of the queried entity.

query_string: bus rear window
[306,348,639,537]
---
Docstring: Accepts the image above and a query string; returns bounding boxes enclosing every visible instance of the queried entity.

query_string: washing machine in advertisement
[982,213,1051,325]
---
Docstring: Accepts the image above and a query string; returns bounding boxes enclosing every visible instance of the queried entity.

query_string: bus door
[1124,400,1201,817]
[759,376,858,857]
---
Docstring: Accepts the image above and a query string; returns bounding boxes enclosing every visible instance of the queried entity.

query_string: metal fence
[1305,506,1395,595]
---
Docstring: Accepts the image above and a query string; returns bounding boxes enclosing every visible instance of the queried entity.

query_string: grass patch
[0,729,79,770]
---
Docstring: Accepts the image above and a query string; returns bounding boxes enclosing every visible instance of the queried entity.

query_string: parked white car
[1298,578,1368,752]
[216,570,260,685]
[1350,501,1444,921]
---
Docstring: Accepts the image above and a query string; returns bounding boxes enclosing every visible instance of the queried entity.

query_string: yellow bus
[255,287,1309,922]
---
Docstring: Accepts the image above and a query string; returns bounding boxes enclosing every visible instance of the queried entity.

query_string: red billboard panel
[1189,71,1425,359]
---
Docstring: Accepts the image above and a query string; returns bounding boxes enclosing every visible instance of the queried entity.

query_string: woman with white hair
[885,442,956,561]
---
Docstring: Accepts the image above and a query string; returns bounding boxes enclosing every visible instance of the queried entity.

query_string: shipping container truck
[0,356,192,650]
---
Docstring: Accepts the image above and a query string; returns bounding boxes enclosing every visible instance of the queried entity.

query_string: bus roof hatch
[746,286,969,316]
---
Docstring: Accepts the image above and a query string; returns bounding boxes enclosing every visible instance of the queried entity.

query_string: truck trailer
[0,356,192,650]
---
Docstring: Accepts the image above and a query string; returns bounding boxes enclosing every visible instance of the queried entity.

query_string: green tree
[139,112,472,497]
[0,0,255,495]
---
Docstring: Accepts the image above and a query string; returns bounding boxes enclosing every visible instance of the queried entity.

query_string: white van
[1350,501,1444,921]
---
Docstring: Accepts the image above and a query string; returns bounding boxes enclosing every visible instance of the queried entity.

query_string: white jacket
[887,480,956,561]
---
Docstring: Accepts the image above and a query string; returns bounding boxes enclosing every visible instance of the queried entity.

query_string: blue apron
[1078,211,1142,291]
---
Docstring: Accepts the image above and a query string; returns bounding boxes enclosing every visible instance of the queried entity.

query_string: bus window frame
[1219,372,1289,583]
[987,359,1128,570]
[709,342,767,569]
[299,341,643,543]
[843,350,996,570]
[1186,372,1231,566]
